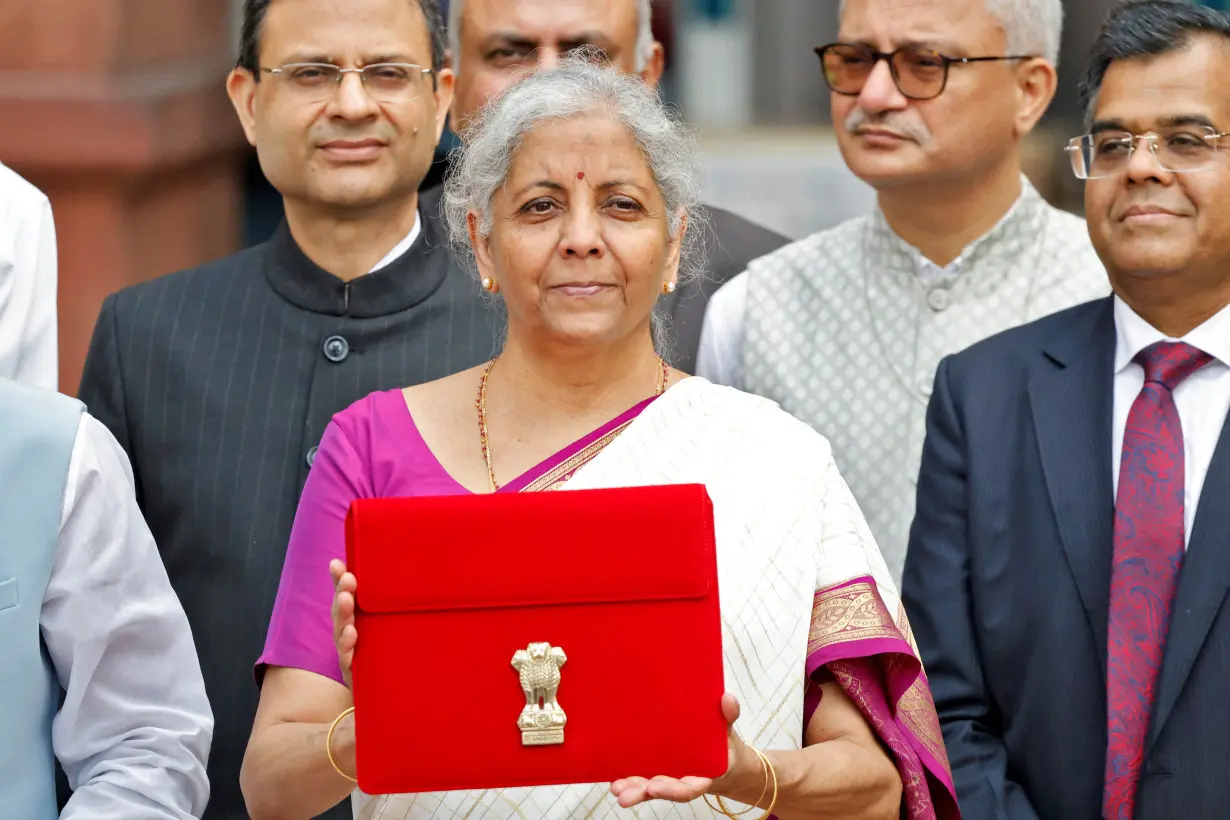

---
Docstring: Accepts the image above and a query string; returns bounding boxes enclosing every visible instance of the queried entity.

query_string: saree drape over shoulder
[258,378,959,819]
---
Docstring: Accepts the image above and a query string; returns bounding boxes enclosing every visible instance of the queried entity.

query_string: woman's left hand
[609,693,758,808]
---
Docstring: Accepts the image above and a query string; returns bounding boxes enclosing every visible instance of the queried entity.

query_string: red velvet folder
[345,484,728,795]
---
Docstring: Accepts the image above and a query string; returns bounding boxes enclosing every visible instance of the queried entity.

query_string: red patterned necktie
[1104,340,1212,820]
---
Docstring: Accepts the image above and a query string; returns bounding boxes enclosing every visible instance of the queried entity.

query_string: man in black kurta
[77,1,496,817]
[79,184,497,818]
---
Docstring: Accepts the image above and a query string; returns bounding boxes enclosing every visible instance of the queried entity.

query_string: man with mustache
[697,0,1108,583]
[75,1,499,817]
[441,0,788,372]
[903,1,1230,815]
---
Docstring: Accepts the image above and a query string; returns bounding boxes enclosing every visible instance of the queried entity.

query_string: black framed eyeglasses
[815,43,1035,101]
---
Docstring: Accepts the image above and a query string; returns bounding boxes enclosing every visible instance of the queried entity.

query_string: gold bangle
[703,751,766,816]
[704,746,775,819]
[327,706,358,784]
[711,754,768,817]
[755,748,778,820]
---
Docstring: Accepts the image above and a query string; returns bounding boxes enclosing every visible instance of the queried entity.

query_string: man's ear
[639,41,666,89]
[226,67,260,147]
[432,68,457,140]
[1014,58,1059,137]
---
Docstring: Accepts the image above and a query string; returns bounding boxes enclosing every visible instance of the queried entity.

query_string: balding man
[441,0,788,371]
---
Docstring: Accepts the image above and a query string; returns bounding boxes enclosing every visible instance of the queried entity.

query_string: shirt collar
[365,213,422,274]
[915,254,962,280]
[865,174,1047,303]
[900,191,1026,273]
[1113,293,1230,372]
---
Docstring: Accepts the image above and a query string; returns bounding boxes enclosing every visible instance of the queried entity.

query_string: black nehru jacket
[660,204,787,373]
[77,184,501,819]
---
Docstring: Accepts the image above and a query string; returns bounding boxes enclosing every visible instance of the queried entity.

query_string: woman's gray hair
[443,54,706,356]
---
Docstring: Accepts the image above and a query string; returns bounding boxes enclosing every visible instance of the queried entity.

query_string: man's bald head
[447,0,663,132]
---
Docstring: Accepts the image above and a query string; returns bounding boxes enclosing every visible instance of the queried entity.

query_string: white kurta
[45,413,213,818]
[698,178,1110,583]
[0,163,58,390]
[353,378,902,819]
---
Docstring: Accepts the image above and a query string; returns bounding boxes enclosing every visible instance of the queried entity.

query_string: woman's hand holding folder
[610,693,777,813]
[331,553,774,815]
[329,559,357,691]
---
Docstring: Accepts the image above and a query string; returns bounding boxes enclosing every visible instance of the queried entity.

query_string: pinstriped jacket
[77,185,501,820]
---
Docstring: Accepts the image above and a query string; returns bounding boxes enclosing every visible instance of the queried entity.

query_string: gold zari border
[810,581,952,782]
[520,420,634,493]
[807,581,900,654]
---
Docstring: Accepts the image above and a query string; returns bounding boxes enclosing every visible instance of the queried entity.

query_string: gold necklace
[477,355,668,492]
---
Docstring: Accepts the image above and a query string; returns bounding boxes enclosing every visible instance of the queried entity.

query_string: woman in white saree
[240,56,960,820]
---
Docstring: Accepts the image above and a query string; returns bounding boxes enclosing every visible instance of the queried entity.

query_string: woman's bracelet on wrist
[704,747,778,819]
[327,706,358,784]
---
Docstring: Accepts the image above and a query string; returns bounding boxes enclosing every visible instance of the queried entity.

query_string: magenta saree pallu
[805,577,961,820]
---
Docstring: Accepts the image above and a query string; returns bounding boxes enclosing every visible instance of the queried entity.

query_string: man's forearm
[241,715,358,820]
[716,737,902,820]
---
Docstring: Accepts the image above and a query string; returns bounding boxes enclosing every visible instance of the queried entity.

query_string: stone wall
[0,0,248,393]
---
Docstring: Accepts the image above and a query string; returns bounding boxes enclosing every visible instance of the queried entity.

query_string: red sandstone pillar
[0,0,248,394]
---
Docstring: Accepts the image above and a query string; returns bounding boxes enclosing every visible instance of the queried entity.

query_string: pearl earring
[663,281,676,294]
[482,278,495,292]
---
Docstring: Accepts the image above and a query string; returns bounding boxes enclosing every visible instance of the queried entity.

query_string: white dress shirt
[48,413,212,818]
[697,251,965,389]
[1112,296,1230,548]
[0,163,58,390]
[365,213,422,273]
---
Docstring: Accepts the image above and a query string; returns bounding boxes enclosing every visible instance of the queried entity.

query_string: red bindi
[577,172,585,180]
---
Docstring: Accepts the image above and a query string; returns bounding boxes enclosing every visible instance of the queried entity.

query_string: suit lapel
[1148,411,1230,751]
[1029,299,1117,674]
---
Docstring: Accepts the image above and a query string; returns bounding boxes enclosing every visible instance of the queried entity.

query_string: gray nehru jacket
[699,177,1110,583]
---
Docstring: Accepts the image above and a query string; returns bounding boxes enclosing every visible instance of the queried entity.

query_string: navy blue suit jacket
[902,297,1230,819]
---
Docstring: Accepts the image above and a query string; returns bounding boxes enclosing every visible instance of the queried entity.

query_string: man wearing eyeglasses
[902,1,1230,817]
[75,1,499,817]
[696,0,1109,584]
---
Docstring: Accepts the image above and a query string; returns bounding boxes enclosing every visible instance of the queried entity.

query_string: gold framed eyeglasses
[1066,125,1230,180]
[815,43,1035,101]
[260,63,434,102]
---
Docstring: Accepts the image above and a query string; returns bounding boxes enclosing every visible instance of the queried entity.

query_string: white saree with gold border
[353,378,955,820]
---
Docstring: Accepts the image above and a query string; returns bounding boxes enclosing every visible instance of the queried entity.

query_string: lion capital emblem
[511,642,568,745]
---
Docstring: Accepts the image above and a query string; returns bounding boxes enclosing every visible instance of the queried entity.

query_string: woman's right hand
[329,559,358,690]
